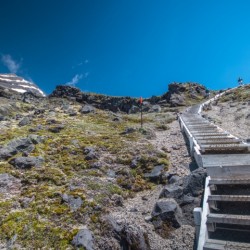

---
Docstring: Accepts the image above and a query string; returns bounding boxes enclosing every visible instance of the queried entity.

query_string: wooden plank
[208,195,250,202]
[209,178,250,185]
[193,132,228,136]
[204,239,250,250]
[207,213,250,225]
[195,136,232,140]
[197,139,241,145]
[202,154,250,167]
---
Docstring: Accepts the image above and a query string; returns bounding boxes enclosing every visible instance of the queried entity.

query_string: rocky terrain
[203,84,250,140]
[0,80,211,249]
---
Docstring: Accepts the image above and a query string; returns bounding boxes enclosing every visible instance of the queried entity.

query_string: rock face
[0,74,45,97]
[162,82,207,107]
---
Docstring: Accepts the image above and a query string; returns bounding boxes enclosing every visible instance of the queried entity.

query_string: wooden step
[209,178,250,185]
[207,213,250,226]
[201,144,248,153]
[195,136,232,140]
[193,133,229,137]
[202,154,250,168]
[184,121,207,125]
[208,195,250,202]
[190,129,219,133]
[198,139,241,145]
[204,239,250,250]
[188,124,216,128]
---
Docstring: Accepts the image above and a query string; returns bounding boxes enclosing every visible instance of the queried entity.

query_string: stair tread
[208,195,250,202]
[204,239,250,250]
[207,213,250,225]
[209,179,250,185]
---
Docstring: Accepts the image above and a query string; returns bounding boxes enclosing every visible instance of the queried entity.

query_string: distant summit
[0,73,45,97]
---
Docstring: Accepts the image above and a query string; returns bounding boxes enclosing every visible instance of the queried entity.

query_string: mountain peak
[0,73,45,97]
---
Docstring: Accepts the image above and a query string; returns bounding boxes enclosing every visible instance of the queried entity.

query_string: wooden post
[140,97,143,129]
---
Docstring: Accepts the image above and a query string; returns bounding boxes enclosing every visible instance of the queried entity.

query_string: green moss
[107,183,123,195]
[0,99,174,248]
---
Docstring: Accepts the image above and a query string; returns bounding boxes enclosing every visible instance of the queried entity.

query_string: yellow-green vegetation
[220,84,250,102]
[0,99,171,248]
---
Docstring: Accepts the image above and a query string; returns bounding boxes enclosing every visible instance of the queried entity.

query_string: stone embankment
[179,89,250,250]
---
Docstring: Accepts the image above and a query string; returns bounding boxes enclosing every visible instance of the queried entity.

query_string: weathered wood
[209,178,250,185]
[204,239,250,250]
[197,139,241,144]
[207,213,250,226]
[208,195,250,202]
[201,144,248,153]
[202,154,250,167]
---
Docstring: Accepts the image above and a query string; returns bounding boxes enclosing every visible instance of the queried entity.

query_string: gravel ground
[110,120,196,250]
[203,101,250,140]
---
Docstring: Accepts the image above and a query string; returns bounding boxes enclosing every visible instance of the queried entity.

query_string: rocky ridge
[50,82,210,113]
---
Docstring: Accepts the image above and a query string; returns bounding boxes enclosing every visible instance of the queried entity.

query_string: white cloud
[66,74,83,86]
[1,54,21,74]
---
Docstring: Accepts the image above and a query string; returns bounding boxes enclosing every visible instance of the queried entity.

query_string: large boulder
[48,125,65,133]
[72,227,94,250]
[18,117,31,127]
[129,105,140,114]
[102,215,150,250]
[122,224,150,250]
[182,167,207,197]
[9,156,44,169]
[0,147,18,160]
[144,165,165,183]
[61,194,83,211]
[80,105,95,114]
[149,105,161,113]
[151,198,182,228]
[159,184,184,201]
[0,135,45,161]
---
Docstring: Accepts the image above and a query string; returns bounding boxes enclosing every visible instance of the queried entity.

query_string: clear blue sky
[0,0,250,97]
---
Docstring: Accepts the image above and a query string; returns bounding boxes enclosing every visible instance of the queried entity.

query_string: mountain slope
[0,74,45,97]
[0,82,211,249]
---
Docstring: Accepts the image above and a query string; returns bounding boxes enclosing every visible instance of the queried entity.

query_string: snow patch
[12,88,27,93]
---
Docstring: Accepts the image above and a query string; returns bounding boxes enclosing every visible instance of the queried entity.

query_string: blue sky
[1,0,250,97]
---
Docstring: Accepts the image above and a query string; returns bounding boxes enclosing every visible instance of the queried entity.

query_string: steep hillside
[0,82,209,249]
[203,84,250,140]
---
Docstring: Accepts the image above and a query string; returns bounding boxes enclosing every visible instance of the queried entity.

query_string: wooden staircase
[179,91,250,249]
